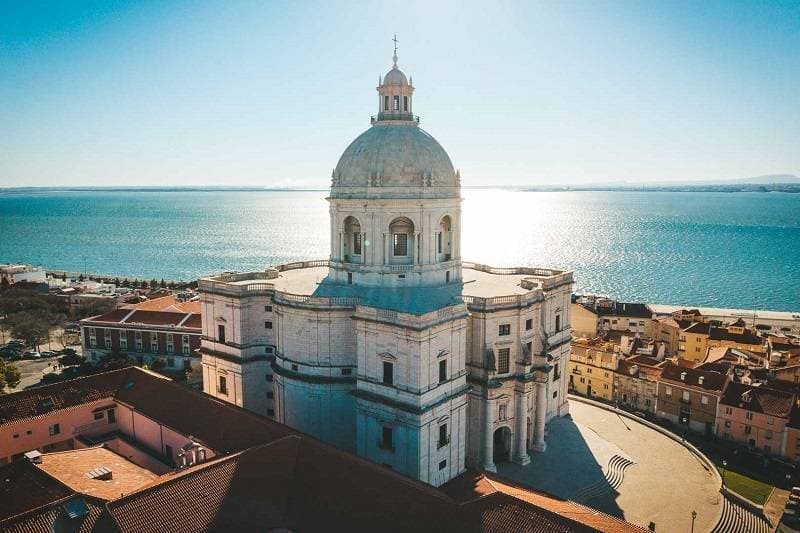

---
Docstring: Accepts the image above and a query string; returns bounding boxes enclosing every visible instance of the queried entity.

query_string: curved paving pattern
[711,496,771,533]
[571,455,636,504]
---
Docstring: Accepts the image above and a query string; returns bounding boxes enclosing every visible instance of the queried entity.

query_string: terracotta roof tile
[0,461,73,521]
[658,362,728,392]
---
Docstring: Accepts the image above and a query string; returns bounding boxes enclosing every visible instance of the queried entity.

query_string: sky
[1,0,799,188]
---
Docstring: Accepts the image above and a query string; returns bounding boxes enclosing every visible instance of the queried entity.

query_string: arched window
[393,95,400,111]
[403,96,408,111]
[384,95,389,111]
[437,215,453,261]
[343,216,362,260]
[389,217,414,262]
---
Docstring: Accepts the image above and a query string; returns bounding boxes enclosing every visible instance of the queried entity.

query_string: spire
[392,33,398,68]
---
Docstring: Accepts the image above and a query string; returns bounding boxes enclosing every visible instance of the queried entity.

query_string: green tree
[160,279,166,288]
[140,280,148,289]
[0,359,21,393]
[9,311,49,350]
[150,358,167,372]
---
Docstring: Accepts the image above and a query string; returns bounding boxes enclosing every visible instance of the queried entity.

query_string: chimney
[698,376,704,385]
[680,372,687,381]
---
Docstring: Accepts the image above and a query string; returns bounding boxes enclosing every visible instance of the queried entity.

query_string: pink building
[717,382,795,457]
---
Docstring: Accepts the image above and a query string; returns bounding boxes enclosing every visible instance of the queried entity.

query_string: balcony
[371,113,420,124]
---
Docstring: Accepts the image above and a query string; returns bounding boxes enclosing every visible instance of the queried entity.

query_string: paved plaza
[497,400,723,532]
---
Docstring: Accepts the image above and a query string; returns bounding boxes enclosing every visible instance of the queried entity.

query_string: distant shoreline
[1,184,799,193]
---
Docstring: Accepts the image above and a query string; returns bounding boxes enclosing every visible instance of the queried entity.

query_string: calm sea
[1,189,798,311]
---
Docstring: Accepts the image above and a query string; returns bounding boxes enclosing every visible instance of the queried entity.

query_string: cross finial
[392,33,398,67]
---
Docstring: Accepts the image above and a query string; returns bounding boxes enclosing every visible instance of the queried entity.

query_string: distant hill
[723,174,800,185]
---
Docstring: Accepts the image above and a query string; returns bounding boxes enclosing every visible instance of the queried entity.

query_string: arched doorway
[493,426,512,463]
[437,215,452,262]
[342,216,362,262]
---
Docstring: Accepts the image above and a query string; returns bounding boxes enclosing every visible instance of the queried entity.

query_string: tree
[140,280,149,289]
[150,358,167,372]
[97,350,134,371]
[78,273,84,282]
[160,279,166,288]
[9,311,49,350]
[0,359,21,393]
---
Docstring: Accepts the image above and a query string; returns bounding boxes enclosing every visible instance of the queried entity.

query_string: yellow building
[678,322,710,363]
[570,302,599,338]
[707,319,767,355]
[569,339,621,402]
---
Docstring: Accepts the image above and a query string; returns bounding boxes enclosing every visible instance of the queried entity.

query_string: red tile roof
[0,460,73,521]
[658,362,728,393]
[720,383,794,418]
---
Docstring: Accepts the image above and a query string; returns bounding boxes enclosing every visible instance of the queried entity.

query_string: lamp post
[690,510,697,533]
[721,460,727,489]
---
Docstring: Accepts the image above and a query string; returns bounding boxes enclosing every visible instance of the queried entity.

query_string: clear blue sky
[1,0,799,187]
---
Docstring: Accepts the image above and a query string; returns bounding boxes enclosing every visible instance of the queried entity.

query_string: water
[1,188,798,311]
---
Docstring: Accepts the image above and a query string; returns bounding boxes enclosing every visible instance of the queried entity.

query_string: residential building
[571,297,599,338]
[198,49,573,487]
[614,356,661,415]
[656,362,730,435]
[717,382,794,457]
[0,368,645,533]
[568,338,621,402]
[707,319,767,355]
[649,303,800,337]
[80,295,201,375]
[678,322,710,363]
[0,263,47,285]
[652,316,693,357]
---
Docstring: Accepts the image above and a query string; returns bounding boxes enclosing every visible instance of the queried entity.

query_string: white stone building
[198,50,573,487]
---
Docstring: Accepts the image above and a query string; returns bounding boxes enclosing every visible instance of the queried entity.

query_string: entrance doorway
[493,427,511,463]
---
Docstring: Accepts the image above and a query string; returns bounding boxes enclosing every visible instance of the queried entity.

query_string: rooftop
[720,383,795,418]
[709,326,763,346]
[37,447,158,501]
[648,303,800,321]
[659,362,728,392]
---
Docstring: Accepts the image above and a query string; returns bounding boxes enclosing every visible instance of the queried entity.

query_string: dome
[383,66,408,86]
[331,124,458,198]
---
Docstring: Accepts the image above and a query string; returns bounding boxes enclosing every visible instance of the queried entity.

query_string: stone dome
[331,124,459,198]
[383,67,408,86]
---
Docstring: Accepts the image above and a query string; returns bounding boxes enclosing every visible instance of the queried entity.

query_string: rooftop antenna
[392,33,398,67]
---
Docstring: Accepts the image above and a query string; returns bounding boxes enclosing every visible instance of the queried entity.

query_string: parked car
[40,350,57,358]
[23,351,42,359]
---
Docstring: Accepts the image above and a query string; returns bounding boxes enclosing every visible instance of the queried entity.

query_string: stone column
[532,381,547,453]
[362,233,366,264]
[481,396,496,472]
[513,391,531,465]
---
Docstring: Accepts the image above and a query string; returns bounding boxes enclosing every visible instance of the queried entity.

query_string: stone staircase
[711,495,771,533]
[572,454,636,504]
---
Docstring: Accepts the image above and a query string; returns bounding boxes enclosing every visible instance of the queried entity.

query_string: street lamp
[691,510,697,533]
[721,460,727,489]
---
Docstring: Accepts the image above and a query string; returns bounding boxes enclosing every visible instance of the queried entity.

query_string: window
[105,338,112,349]
[291,364,298,371]
[135,339,142,352]
[745,411,753,420]
[353,232,362,255]
[744,425,752,434]
[725,406,732,415]
[439,359,447,383]
[383,361,394,385]
[701,395,708,405]
[497,348,510,373]
[150,334,158,353]
[49,423,60,436]
[525,318,533,330]
[393,95,399,110]
[381,426,393,450]
[724,420,731,428]
[384,95,389,111]
[579,377,585,384]
[218,375,228,395]
[499,404,507,420]
[439,459,446,471]
[218,325,226,344]
[94,412,104,420]
[555,314,562,332]
[445,271,450,283]
[604,384,609,390]
[264,321,272,329]
[341,368,352,376]
[347,272,353,285]
[498,324,511,336]
[392,233,408,256]
[438,424,449,448]
[765,430,773,440]
[767,416,775,426]
[167,357,174,367]
[553,390,558,399]
[183,335,190,355]
[165,445,173,462]
[437,231,442,253]
[107,409,116,424]
[264,305,273,312]
[682,391,690,401]
[665,386,672,396]
[265,374,274,382]
[553,363,560,381]
[403,96,408,111]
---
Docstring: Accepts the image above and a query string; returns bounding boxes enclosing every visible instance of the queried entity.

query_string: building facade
[568,338,620,403]
[717,382,793,457]
[198,51,572,487]
[656,362,729,435]
[80,296,202,374]
[614,357,660,415]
